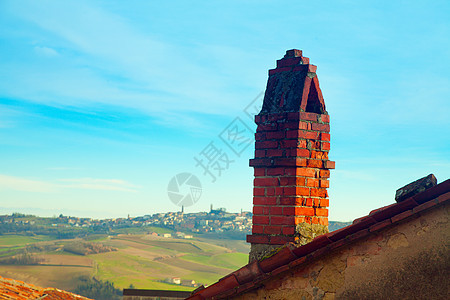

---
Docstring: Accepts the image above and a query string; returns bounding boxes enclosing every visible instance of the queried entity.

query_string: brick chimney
[247,49,335,261]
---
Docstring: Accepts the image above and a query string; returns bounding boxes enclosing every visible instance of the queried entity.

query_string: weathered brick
[307,178,319,187]
[247,234,269,244]
[263,225,282,234]
[254,177,279,187]
[295,207,315,216]
[311,123,330,132]
[307,159,323,168]
[253,196,277,205]
[319,170,330,178]
[324,160,335,169]
[270,206,283,215]
[266,131,285,139]
[252,225,264,234]
[255,150,266,158]
[284,186,310,196]
[254,187,266,196]
[267,149,283,157]
[267,168,284,176]
[321,142,330,151]
[320,114,330,123]
[253,215,270,225]
[255,141,278,149]
[254,168,265,176]
[282,226,295,235]
[271,216,295,225]
[315,208,328,217]
[320,179,329,188]
[270,235,295,245]
[297,168,316,177]
[320,132,330,141]
[318,217,328,226]
[310,188,328,197]
[298,130,319,140]
[300,112,318,122]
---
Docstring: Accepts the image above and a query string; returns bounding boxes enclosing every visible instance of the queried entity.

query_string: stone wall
[236,201,449,299]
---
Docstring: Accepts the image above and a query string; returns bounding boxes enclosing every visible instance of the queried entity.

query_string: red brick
[297,168,316,177]
[281,140,298,148]
[282,206,295,215]
[282,226,295,235]
[310,141,321,149]
[295,216,308,224]
[319,170,330,178]
[284,168,297,176]
[321,142,330,151]
[298,140,307,148]
[270,235,295,245]
[320,133,330,141]
[266,131,285,139]
[269,67,292,75]
[287,112,301,120]
[316,198,329,207]
[264,225,282,234]
[267,168,284,176]
[253,196,277,205]
[267,149,283,157]
[255,132,265,140]
[307,159,323,168]
[288,148,310,157]
[295,207,315,216]
[300,112,318,122]
[279,197,297,205]
[311,217,319,224]
[257,124,277,131]
[311,123,330,132]
[306,178,319,187]
[254,187,266,196]
[320,114,330,123]
[270,206,283,215]
[254,177,278,187]
[252,225,264,234]
[286,130,298,139]
[252,206,265,215]
[271,216,295,225]
[318,218,328,226]
[255,141,278,149]
[324,160,335,169]
[255,149,266,157]
[319,179,329,188]
[279,176,296,186]
[249,158,271,167]
[247,234,269,244]
[301,197,314,206]
[284,186,310,196]
[254,168,265,176]
[276,57,302,68]
[315,208,328,217]
[253,215,269,225]
[310,188,328,197]
[267,187,276,196]
[311,150,328,160]
[298,130,319,140]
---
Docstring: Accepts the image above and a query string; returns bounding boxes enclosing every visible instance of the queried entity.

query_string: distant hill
[329,221,352,232]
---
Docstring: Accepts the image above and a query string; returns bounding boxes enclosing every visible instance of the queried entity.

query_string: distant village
[0,206,253,236]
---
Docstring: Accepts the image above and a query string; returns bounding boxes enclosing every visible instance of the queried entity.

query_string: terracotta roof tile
[187,179,450,300]
[0,276,92,300]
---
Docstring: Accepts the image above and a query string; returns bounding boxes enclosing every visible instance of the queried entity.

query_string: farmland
[0,231,250,294]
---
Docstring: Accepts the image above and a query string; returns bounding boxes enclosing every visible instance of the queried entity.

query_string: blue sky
[0,0,449,221]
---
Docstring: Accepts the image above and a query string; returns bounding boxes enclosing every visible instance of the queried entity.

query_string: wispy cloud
[0,174,139,193]
[58,178,139,193]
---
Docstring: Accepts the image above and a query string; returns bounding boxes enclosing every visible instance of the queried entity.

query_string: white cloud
[0,174,57,192]
[0,174,139,193]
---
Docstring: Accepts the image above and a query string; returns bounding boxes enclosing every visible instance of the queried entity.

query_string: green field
[0,232,249,293]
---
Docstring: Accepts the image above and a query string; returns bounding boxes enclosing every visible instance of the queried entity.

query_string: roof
[0,276,92,300]
[187,179,450,300]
